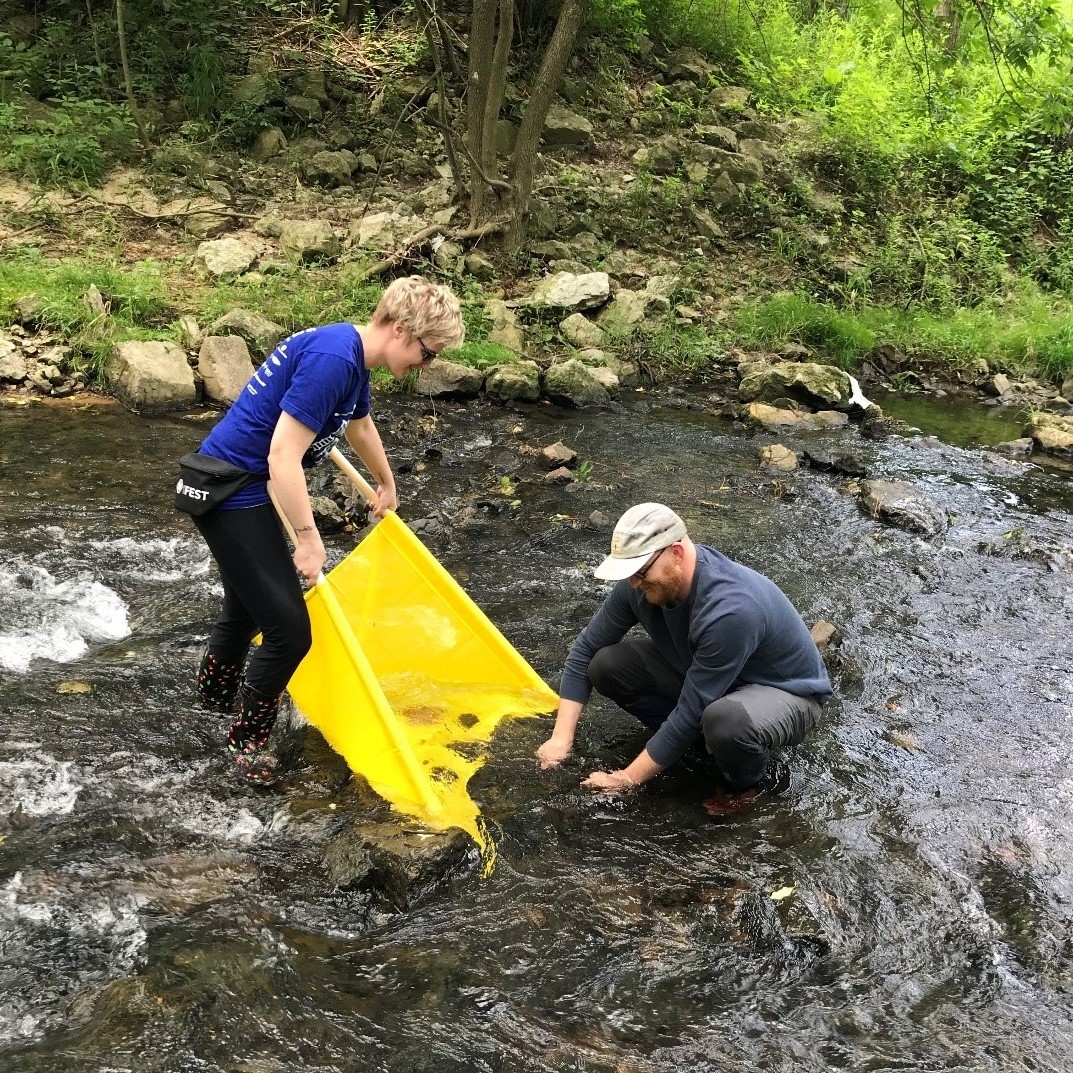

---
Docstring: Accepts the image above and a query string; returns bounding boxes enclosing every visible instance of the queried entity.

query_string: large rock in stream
[739,361,854,410]
[485,360,541,402]
[197,335,254,404]
[543,358,613,408]
[1025,412,1073,457]
[859,479,947,537]
[323,821,471,909]
[208,308,286,357]
[744,402,849,432]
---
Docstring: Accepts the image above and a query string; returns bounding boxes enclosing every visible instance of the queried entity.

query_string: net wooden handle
[329,447,378,506]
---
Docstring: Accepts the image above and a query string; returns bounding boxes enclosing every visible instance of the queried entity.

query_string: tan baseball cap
[594,502,687,581]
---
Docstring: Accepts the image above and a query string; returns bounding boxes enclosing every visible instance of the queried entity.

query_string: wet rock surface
[859,478,948,537]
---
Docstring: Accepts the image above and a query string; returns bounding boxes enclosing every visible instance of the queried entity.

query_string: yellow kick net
[284,511,558,851]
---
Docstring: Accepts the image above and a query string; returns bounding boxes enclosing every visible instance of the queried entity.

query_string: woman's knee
[261,606,311,665]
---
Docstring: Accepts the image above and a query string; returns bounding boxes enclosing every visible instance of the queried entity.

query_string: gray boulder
[349,211,418,250]
[667,47,715,84]
[208,309,286,358]
[597,288,667,334]
[1025,412,1073,457]
[279,220,341,263]
[415,359,484,398]
[291,69,329,103]
[707,172,741,210]
[527,271,610,312]
[196,238,258,279]
[744,403,849,432]
[695,125,739,152]
[485,299,525,353]
[285,94,323,123]
[198,336,253,404]
[542,441,578,469]
[560,313,607,349]
[543,359,612,408]
[1061,371,1073,401]
[707,85,751,112]
[859,479,947,537]
[464,252,495,280]
[107,340,196,411]
[303,149,358,187]
[691,206,726,240]
[232,72,274,108]
[542,105,594,147]
[251,127,287,162]
[323,821,469,909]
[739,361,854,410]
[632,136,680,175]
[485,360,541,402]
[758,444,798,472]
[0,334,27,381]
[178,315,203,350]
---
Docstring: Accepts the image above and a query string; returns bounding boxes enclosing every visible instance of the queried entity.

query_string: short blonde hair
[372,275,466,350]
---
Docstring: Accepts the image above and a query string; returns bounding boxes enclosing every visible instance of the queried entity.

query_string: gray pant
[588,638,823,791]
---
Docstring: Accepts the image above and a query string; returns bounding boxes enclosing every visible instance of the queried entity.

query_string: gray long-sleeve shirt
[559,545,832,767]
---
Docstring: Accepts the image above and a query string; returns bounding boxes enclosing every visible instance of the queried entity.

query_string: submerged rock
[758,444,798,472]
[744,403,849,432]
[859,479,947,537]
[323,821,470,909]
[803,447,870,477]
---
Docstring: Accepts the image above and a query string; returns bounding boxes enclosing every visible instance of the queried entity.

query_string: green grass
[732,291,1073,380]
[0,250,506,385]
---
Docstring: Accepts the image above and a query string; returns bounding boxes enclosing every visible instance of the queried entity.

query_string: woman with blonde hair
[177,276,465,785]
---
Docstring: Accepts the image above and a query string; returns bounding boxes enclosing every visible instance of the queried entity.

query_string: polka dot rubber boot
[227,684,281,787]
[197,650,244,714]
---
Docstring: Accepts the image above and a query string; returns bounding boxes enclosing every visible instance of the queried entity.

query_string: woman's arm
[344,415,397,517]
[268,412,324,583]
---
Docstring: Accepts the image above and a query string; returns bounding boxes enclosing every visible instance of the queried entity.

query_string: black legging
[193,503,312,697]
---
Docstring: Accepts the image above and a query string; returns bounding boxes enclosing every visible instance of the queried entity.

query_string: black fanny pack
[175,453,264,515]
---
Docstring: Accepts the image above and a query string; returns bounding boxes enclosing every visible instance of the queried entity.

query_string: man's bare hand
[581,769,637,793]
[536,736,573,769]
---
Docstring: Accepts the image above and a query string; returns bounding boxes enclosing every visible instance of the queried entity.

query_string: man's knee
[702,697,758,754]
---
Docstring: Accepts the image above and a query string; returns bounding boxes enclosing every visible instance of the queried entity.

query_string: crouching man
[537,503,831,806]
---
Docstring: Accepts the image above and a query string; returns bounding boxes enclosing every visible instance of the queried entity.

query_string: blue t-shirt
[199,323,371,509]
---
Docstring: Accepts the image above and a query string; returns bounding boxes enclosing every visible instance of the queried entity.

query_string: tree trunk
[415,0,464,192]
[466,0,513,228]
[115,0,151,150]
[505,0,588,249]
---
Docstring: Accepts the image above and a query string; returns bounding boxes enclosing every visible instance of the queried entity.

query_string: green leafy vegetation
[733,290,1073,377]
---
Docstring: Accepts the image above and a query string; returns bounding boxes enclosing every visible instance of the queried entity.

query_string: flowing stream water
[1,389,1072,1072]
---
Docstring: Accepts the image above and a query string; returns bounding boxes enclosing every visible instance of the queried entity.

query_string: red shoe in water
[702,787,761,817]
